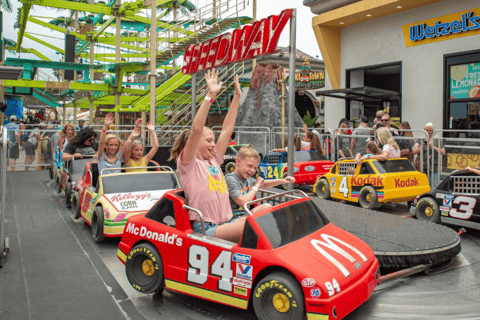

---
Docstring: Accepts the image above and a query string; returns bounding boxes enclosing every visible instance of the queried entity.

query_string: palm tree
[157,0,196,20]
[1,0,12,13]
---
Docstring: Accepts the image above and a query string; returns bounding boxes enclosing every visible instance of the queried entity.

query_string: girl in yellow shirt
[124,120,159,172]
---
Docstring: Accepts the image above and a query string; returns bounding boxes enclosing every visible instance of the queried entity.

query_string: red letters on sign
[182,9,293,74]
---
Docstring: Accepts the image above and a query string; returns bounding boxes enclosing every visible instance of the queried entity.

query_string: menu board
[450,62,480,99]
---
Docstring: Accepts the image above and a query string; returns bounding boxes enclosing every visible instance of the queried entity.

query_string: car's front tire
[92,206,107,243]
[126,243,164,294]
[358,185,378,210]
[315,178,330,199]
[253,271,306,320]
[71,193,81,219]
[415,197,440,223]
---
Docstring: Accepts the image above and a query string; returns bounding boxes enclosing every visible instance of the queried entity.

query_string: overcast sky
[3,1,322,63]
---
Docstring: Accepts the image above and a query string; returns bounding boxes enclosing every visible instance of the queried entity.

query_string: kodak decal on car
[351,175,384,186]
[395,178,419,188]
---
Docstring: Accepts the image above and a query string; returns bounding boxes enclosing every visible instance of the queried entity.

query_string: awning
[315,86,400,102]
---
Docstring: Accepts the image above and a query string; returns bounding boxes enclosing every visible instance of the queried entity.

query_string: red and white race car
[117,189,379,320]
[72,162,180,242]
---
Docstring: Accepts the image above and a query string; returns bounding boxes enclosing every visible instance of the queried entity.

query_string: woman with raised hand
[169,69,244,243]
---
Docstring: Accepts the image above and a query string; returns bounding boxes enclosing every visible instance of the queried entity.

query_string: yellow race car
[313,158,431,209]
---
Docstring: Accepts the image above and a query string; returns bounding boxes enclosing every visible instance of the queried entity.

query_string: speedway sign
[182,9,293,74]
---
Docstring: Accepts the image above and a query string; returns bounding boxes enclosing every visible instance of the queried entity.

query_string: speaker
[64,33,76,80]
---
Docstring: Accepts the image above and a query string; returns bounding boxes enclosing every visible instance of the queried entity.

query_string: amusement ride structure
[1,0,251,127]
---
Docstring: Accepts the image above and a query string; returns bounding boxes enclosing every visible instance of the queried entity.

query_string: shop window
[445,51,480,138]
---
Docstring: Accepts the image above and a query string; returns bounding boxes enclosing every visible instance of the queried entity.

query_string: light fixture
[396,5,403,9]
[366,14,372,17]
[339,22,345,25]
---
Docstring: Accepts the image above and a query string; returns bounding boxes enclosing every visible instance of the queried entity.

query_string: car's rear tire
[415,197,440,223]
[56,176,62,193]
[225,162,236,173]
[126,243,164,294]
[65,182,72,208]
[92,206,107,243]
[71,193,81,219]
[358,185,378,210]
[253,271,306,320]
[315,178,330,199]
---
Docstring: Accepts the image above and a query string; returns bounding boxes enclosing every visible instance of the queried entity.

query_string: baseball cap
[9,115,17,121]
[360,116,369,124]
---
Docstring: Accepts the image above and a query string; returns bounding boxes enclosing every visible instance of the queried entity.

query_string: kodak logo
[351,175,383,186]
[395,178,419,188]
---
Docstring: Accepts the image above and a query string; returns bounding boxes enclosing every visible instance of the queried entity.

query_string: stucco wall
[324,0,480,133]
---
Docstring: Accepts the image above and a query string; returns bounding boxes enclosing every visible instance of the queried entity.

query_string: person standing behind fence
[58,123,75,152]
[350,116,371,157]
[24,122,50,171]
[6,115,20,171]
[398,121,414,162]
[412,122,445,185]
[169,70,244,243]
[337,123,352,158]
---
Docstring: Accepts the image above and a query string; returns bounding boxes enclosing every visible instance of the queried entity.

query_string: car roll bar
[243,189,309,216]
[100,166,175,175]
[184,205,206,237]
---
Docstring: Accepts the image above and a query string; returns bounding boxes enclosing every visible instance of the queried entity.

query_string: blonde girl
[98,113,124,175]
[58,123,75,152]
[123,119,159,172]
[169,70,243,243]
[359,127,400,162]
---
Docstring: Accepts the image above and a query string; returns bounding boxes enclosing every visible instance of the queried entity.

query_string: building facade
[306,0,480,133]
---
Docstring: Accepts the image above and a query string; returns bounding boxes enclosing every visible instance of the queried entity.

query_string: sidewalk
[0,171,143,319]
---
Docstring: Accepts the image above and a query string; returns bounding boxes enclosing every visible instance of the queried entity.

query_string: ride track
[1,171,479,319]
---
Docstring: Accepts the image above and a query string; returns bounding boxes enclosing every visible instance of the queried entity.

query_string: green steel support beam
[6,47,51,61]
[26,0,113,15]
[28,17,87,41]
[25,33,65,54]
[16,3,33,51]
[33,89,60,107]
[0,79,110,92]
[79,52,150,59]
[126,15,193,36]
[75,16,116,56]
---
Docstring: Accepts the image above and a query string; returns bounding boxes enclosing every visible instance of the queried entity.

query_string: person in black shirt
[62,127,99,161]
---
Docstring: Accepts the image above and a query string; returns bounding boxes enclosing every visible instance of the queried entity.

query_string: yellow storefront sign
[402,7,480,47]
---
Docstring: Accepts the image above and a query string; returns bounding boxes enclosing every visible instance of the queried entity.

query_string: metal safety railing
[212,126,271,157]
[432,129,480,188]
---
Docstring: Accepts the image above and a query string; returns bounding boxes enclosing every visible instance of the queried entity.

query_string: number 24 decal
[187,245,233,292]
[449,196,477,220]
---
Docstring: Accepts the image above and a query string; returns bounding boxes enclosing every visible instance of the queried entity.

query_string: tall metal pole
[287,9,296,190]
[251,0,257,71]
[0,128,7,267]
[115,0,121,127]
[89,0,95,125]
[149,1,157,125]
[191,73,197,121]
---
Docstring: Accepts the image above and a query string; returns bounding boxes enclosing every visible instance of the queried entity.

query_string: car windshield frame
[254,199,330,249]
[101,172,180,194]
[70,158,93,174]
[372,159,417,173]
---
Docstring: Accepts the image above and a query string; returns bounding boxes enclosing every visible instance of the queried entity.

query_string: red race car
[117,189,379,320]
[258,151,334,189]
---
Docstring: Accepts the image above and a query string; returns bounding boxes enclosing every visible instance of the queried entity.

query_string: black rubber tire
[253,271,306,320]
[56,176,62,193]
[65,182,72,208]
[315,178,330,199]
[225,162,236,173]
[71,193,81,219]
[415,197,440,223]
[126,243,164,294]
[49,164,54,180]
[358,185,378,210]
[92,206,107,243]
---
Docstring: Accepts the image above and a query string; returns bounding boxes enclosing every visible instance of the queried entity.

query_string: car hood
[274,223,376,287]
[104,189,172,212]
